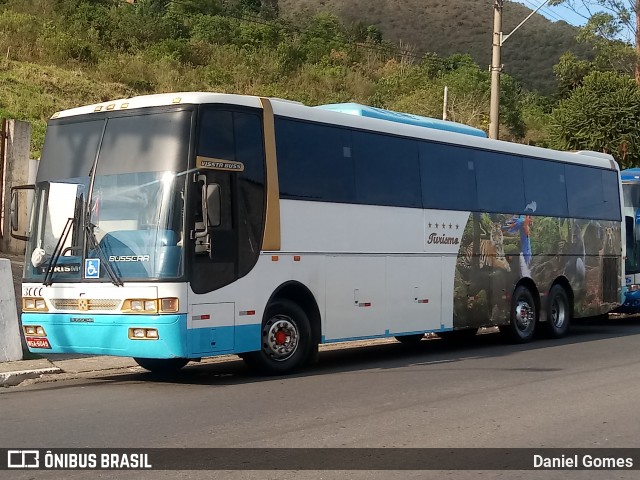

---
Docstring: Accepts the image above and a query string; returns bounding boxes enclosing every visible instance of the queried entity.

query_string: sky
[520,0,635,42]
[516,0,592,26]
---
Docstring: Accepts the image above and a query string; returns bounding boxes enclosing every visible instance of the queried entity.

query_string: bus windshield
[24,108,192,282]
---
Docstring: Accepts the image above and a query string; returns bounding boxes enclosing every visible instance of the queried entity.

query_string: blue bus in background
[619,168,640,312]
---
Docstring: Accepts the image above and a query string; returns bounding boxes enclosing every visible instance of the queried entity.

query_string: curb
[0,367,62,387]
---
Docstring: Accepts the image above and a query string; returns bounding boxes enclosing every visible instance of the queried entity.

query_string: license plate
[26,337,51,349]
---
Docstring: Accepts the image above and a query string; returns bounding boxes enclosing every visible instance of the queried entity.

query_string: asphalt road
[2,317,640,480]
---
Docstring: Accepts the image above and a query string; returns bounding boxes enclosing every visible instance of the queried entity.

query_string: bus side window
[626,216,636,266]
[191,106,265,294]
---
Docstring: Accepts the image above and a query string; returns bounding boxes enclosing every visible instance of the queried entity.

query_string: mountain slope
[279,0,589,93]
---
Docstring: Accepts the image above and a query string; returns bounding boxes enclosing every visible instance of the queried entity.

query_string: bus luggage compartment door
[188,302,235,354]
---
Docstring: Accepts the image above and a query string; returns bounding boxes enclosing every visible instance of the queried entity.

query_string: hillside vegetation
[0,0,588,156]
[280,0,590,94]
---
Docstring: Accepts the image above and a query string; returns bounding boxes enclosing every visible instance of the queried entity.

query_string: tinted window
[523,159,568,217]
[197,107,266,254]
[420,142,477,211]
[275,118,354,202]
[475,150,525,213]
[232,112,267,275]
[97,110,193,176]
[565,164,607,219]
[193,107,266,293]
[353,131,421,207]
[38,119,103,182]
[602,169,622,221]
[198,110,234,160]
[623,183,640,209]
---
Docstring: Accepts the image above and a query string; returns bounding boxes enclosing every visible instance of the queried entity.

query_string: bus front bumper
[21,313,189,359]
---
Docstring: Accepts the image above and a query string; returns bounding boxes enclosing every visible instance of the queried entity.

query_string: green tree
[167,0,223,16]
[549,1,640,84]
[548,70,640,167]
[384,54,527,139]
[553,51,594,96]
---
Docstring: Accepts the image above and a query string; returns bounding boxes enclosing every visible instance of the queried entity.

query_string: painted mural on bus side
[453,212,621,328]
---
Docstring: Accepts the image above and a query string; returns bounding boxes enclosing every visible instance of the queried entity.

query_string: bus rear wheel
[500,285,537,343]
[134,357,189,373]
[542,284,571,338]
[243,299,312,375]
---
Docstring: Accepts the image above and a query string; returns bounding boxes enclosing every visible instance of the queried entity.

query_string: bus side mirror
[205,183,221,227]
[192,175,220,257]
[10,184,34,241]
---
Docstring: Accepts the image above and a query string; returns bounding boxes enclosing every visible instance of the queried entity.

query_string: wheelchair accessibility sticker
[85,259,100,279]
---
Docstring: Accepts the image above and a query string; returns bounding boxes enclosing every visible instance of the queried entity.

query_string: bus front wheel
[134,357,189,373]
[243,299,312,375]
[500,285,537,343]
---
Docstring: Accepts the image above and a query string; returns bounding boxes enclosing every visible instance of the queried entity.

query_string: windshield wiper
[85,221,123,287]
[80,118,122,287]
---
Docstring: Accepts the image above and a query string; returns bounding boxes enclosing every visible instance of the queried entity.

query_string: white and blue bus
[618,168,640,312]
[14,93,624,374]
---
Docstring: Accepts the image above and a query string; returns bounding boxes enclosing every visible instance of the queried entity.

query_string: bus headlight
[122,298,179,314]
[128,328,159,340]
[23,297,49,312]
[24,325,46,336]
[122,299,158,314]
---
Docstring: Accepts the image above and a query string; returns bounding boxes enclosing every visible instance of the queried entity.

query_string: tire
[394,334,424,344]
[438,328,478,342]
[242,299,313,375]
[133,357,189,373]
[542,285,571,338]
[500,285,537,343]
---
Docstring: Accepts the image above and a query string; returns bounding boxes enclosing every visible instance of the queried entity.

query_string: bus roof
[51,91,618,171]
[314,103,487,137]
[621,168,640,182]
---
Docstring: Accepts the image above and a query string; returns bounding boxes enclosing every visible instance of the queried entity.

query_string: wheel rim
[514,298,535,332]
[550,295,566,329]
[263,315,299,362]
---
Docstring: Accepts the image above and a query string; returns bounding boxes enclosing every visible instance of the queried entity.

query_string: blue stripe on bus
[186,324,261,356]
[22,314,262,359]
[23,313,188,358]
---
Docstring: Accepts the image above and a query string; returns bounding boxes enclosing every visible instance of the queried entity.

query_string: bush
[41,29,100,66]
[189,14,240,45]
[0,11,43,62]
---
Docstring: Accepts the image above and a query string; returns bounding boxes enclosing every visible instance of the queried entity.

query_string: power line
[521,0,568,24]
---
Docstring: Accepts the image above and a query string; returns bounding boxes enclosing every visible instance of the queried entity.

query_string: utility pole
[489,0,503,140]
[443,86,448,121]
[488,0,551,140]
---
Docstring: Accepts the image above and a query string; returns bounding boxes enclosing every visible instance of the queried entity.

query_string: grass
[0,59,132,157]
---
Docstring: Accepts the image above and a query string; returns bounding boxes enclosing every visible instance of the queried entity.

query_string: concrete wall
[1,120,32,254]
[0,258,22,361]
